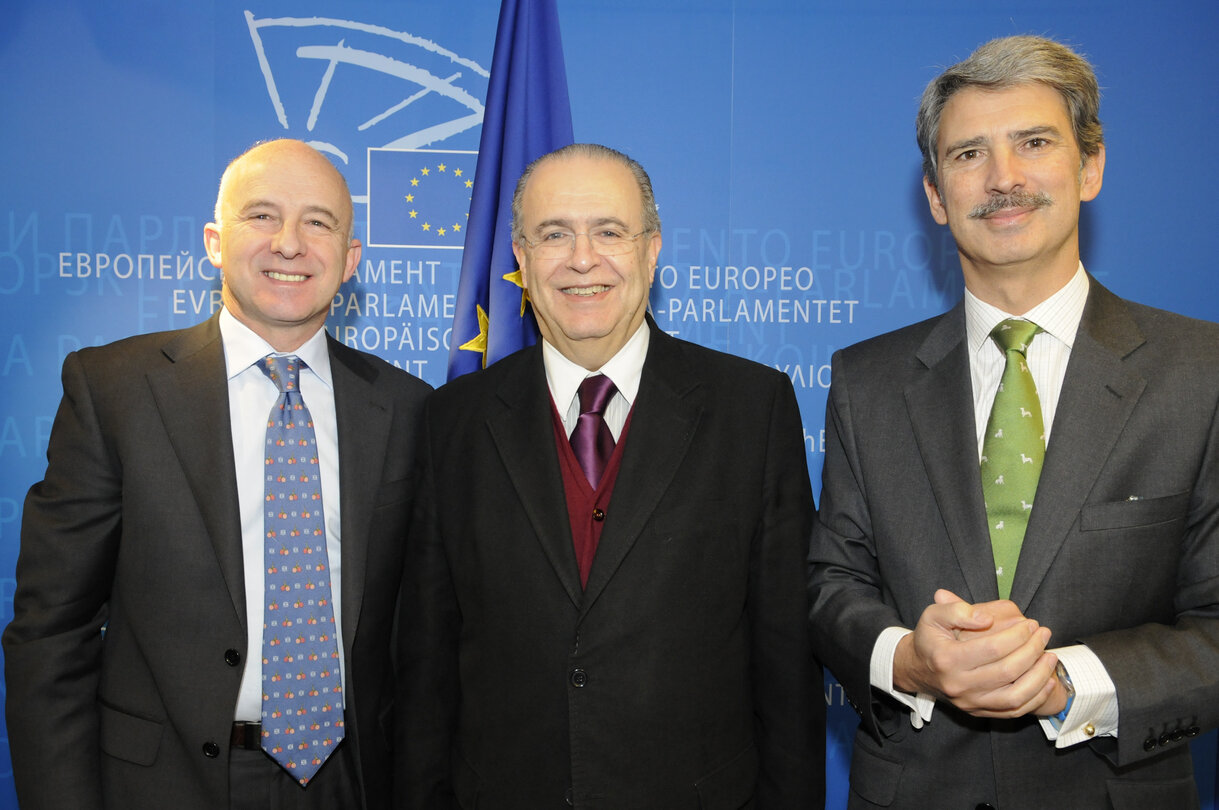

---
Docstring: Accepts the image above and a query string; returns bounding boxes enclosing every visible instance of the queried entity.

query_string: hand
[893,589,1059,718]
[1028,666,1071,718]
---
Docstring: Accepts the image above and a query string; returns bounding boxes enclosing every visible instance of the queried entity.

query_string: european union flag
[446,0,573,380]
[367,148,478,248]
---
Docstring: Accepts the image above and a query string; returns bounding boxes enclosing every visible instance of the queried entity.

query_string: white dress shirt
[219,308,346,722]
[541,321,650,439]
[870,265,1119,747]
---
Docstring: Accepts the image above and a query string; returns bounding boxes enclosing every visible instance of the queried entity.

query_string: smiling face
[924,83,1104,311]
[512,154,661,370]
[204,140,360,351]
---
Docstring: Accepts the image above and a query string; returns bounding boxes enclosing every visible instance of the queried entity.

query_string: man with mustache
[808,36,1219,808]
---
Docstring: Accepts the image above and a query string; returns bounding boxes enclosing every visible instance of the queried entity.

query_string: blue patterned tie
[257,355,344,785]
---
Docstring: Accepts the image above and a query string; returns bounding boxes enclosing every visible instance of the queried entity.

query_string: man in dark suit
[3,139,430,809]
[398,143,822,808]
[808,36,1219,809]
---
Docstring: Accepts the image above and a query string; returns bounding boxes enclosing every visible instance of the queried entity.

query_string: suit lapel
[486,348,586,607]
[581,327,700,615]
[145,316,246,622]
[329,337,395,650]
[905,305,999,602]
[1009,282,1147,606]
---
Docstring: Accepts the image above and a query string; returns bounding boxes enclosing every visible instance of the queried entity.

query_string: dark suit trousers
[229,740,360,810]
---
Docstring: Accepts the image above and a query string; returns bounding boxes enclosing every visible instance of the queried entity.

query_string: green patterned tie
[980,319,1045,600]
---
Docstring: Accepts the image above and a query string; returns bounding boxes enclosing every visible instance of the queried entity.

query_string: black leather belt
[230,721,263,750]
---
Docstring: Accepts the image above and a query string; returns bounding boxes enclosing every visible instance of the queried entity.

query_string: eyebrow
[534,215,631,232]
[942,125,1065,157]
[238,200,341,225]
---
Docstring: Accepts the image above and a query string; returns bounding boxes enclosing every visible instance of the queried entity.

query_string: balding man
[4,139,430,809]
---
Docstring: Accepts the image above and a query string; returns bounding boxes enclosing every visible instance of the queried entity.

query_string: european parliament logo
[367,148,477,249]
[241,10,489,196]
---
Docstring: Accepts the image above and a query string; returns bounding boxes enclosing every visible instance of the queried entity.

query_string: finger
[958,621,1048,671]
[967,651,1060,718]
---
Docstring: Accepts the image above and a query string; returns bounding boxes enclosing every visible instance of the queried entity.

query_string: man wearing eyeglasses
[398,143,823,808]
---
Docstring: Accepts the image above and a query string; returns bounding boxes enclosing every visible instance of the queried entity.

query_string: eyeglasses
[520,228,651,258]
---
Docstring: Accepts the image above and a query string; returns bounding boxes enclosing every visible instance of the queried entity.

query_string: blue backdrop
[2,1,1216,807]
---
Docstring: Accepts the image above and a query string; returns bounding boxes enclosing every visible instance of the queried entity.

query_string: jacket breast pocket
[99,702,163,766]
[373,475,416,510]
[1080,490,1191,532]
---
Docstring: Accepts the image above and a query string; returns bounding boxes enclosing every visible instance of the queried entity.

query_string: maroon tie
[570,374,617,487]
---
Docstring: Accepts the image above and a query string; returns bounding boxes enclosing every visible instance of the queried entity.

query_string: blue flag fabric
[446,0,574,381]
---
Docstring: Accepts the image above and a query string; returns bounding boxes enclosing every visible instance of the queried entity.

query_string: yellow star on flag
[458,304,490,367]
[503,269,531,317]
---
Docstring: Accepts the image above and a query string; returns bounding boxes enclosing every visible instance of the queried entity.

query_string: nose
[987,145,1025,195]
[271,221,304,259]
[567,232,600,271]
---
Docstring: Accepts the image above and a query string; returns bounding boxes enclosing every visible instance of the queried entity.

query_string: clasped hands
[893,589,1069,719]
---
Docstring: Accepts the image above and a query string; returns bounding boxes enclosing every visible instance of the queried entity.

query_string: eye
[596,227,627,240]
[956,149,981,162]
[1025,137,1050,150]
[540,230,572,242]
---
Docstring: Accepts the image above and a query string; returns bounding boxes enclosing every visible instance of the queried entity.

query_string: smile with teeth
[265,270,309,282]
[562,285,610,297]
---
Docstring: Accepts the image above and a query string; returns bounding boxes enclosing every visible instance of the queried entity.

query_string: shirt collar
[541,319,650,412]
[965,263,1089,356]
[218,307,334,389]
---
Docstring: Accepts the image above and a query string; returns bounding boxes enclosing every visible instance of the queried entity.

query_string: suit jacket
[397,320,823,809]
[808,279,1219,810]
[3,315,430,810]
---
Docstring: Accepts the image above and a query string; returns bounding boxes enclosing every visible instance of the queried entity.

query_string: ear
[923,175,949,225]
[342,238,361,282]
[1079,143,1105,202]
[203,222,223,269]
[512,240,529,289]
[645,231,662,285]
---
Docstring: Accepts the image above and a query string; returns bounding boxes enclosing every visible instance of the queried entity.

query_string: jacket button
[592,508,605,522]
[1188,726,1201,737]
[565,787,574,806]
[1171,729,1185,742]
[1159,732,1172,746]
[224,649,242,667]
[975,804,996,810]
[1143,737,1158,751]
[202,741,221,758]
[570,668,588,688]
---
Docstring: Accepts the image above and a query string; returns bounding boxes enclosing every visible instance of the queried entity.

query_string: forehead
[223,145,351,219]
[521,155,643,223]
[938,83,1074,146]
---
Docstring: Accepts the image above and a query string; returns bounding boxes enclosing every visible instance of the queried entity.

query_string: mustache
[968,190,1053,219]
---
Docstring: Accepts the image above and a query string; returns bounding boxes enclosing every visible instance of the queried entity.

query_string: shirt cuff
[1037,644,1119,747]
[870,626,936,729]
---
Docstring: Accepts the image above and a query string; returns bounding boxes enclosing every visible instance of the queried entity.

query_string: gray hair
[511,143,661,242]
[916,35,1104,187]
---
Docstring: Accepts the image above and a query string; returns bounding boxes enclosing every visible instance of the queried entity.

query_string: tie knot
[258,354,304,394]
[577,374,617,416]
[990,319,1041,355]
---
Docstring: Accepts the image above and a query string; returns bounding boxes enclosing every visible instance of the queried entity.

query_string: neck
[961,258,1077,316]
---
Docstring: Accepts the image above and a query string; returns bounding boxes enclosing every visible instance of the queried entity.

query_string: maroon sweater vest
[550,404,633,588]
